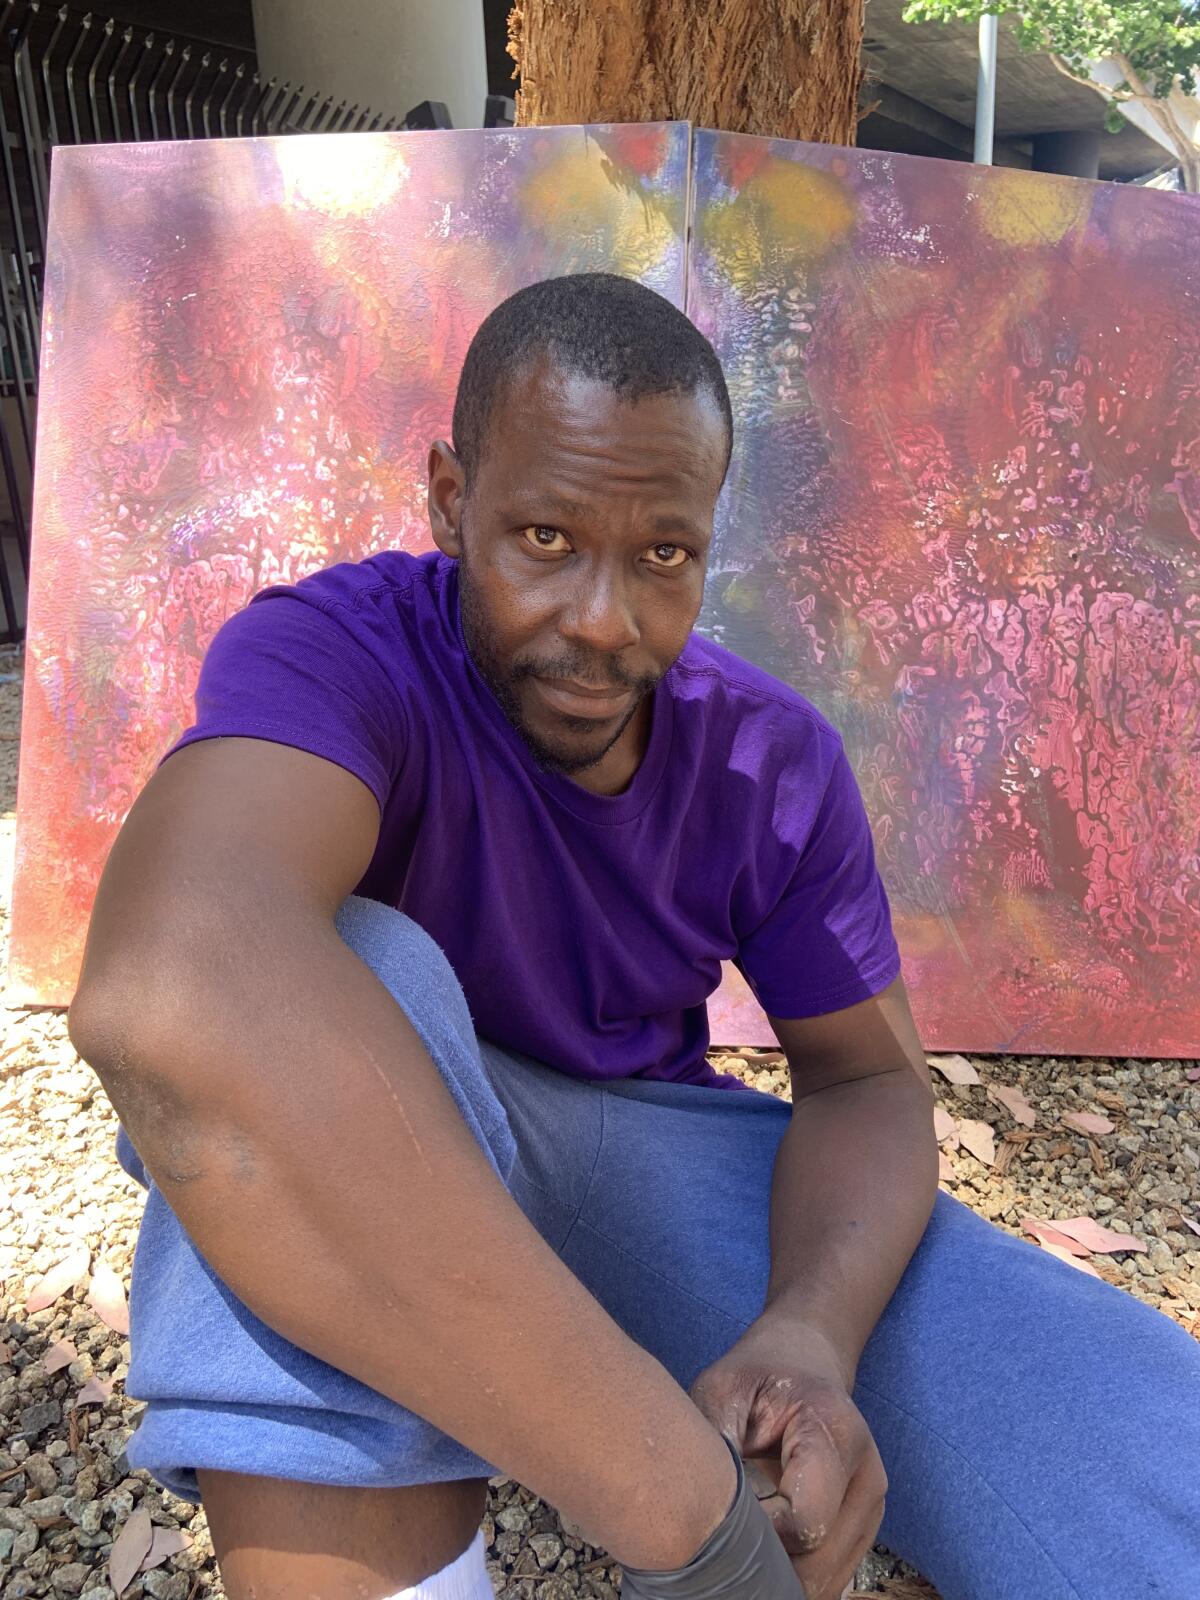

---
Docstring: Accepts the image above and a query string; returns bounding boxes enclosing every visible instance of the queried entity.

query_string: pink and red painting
[10,123,690,1004]
[11,122,1200,1058]
[690,130,1200,1055]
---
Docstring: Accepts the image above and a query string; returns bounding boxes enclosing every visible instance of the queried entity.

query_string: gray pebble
[101,1489,134,1523]
[21,1454,58,1495]
[23,1494,67,1528]
[530,1533,563,1569]
[51,1562,90,1595]
[11,1521,38,1559]
[18,1399,61,1436]
[142,1572,190,1600]
[65,1497,103,1535]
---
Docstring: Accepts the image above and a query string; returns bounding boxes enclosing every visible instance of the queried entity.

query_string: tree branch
[1046,51,1134,102]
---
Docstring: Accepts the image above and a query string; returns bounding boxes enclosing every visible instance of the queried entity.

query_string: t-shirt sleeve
[162,590,408,810]
[736,744,901,1019]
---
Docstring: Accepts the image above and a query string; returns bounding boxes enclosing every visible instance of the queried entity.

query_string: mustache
[509,653,655,693]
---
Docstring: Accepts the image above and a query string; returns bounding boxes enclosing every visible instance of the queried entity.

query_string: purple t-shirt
[167,550,900,1088]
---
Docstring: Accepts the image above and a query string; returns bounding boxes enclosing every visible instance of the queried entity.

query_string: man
[70,274,1199,1600]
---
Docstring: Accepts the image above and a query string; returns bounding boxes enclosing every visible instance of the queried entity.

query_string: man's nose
[558,568,639,658]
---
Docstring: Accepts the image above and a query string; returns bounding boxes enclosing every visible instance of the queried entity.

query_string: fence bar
[200,55,224,138]
[86,18,115,142]
[234,69,256,136]
[145,35,172,140]
[104,24,133,141]
[0,353,29,550]
[62,8,89,143]
[183,49,209,139]
[39,6,69,147]
[217,59,242,136]
[12,8,49,242]
[126,30,154,142]
[164,42,189,139]
[247,74,274,135]
[0,46,43,391]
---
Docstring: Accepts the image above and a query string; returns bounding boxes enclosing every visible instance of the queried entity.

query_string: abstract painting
[9,122,689,1004]
[690,130,1200,1055]
[12,121,1200,1058]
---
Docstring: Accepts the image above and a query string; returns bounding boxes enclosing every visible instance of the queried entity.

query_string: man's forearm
[71,896,735,1570]
[762,1068,939,1384]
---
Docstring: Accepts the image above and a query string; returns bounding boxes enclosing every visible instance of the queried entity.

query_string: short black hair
[451,272,733,484]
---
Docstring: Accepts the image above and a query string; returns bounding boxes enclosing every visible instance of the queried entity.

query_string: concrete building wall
[252,0,488,129]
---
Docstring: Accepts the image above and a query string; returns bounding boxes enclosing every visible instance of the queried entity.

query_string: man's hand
[690,1317,887,1600]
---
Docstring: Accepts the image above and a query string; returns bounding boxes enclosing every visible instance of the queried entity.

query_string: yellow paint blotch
[974,170,1090,248]
[519,140,676,279]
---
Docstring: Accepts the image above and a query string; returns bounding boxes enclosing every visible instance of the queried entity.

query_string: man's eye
[646,543,690,569]
[521,526,570,553]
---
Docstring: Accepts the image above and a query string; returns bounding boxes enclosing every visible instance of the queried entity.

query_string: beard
[456,547,661,776]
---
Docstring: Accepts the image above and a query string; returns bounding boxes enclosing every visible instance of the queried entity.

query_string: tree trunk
[507,0,865,147]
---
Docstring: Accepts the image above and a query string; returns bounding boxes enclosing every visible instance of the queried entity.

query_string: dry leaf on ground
[43,1337,78,1374]
[1182,1216,1200,1238]
[956,1118,996,1166]
[1022,1217,1091,1257]
[76,1375,113,1407]
[938,1152,955,1183]
[1050,1216,1146,1254]
[108,1506,154,1597]
[141,1526,192,1571]
[1037,1241,1104,1278]
[24,1244,91,1312]
[927,1053,980,1086]
[88,1256,130,1334]
[933,1105,957,1143]
[987,1084,1036,1127]
[1062,1111,1115,1136]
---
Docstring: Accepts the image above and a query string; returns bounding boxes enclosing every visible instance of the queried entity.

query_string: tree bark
[507,0,865,147]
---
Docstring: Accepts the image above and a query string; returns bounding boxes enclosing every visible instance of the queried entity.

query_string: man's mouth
[531,676,635,721]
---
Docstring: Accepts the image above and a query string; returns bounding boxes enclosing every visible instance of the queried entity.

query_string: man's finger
[775,1425,850,1553]
[793,1511,883,1600]
[689,1369,754,1451]
[791,1487,885,1600]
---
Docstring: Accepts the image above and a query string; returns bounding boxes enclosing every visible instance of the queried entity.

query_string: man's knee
[336,896,477,1056]
[335,896,512,1171]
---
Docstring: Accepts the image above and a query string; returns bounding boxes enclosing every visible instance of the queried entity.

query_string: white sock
[386,1529,493,1600]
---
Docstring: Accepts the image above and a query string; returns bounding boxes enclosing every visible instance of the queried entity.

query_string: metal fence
[0,0,487,643]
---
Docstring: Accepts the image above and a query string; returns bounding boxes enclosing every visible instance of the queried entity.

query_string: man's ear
[428,439,466,558]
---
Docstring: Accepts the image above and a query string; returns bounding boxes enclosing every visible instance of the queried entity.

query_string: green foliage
[901,1,1200,103]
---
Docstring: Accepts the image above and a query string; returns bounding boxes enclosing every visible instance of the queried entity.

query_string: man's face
[428,358,729,783]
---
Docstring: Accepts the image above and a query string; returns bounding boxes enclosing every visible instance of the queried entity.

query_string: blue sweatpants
[117,897,1200,1600]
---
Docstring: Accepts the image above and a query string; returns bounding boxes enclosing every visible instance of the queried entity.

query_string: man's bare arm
[69,738,735,1569]
[763,980,939,1382]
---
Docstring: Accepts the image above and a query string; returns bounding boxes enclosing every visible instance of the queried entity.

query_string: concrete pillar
[1031,130,1102,179]
[251,0,488,129]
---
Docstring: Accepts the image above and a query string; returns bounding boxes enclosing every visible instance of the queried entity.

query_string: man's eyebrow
[649,513,708,540]
[503,492,589,523]
[501,497,708,543]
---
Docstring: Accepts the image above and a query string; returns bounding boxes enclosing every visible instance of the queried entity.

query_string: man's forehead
[483,361,727,471]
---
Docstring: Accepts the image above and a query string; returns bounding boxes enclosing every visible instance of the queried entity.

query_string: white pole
[974,11,999,164]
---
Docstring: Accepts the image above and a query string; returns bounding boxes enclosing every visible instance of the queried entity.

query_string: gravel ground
[2,645,1197,1600]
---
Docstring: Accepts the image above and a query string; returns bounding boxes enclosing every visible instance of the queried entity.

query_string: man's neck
[567,694,654,796]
